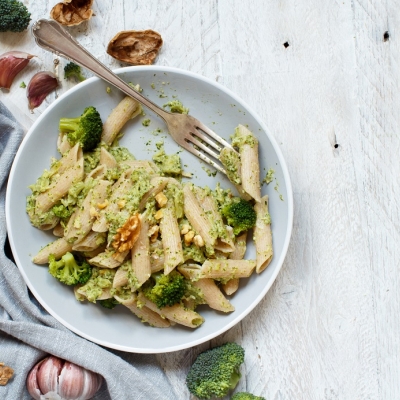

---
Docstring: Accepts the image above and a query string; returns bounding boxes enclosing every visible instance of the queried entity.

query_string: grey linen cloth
[0,102,179,400]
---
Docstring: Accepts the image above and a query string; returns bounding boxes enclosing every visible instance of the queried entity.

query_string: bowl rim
[6,65,293,353]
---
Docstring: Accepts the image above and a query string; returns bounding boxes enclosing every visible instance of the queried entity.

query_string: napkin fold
[0,102,179,400]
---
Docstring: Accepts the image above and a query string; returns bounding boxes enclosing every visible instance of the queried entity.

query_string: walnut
[0,363,14,386]
[112,214,141,254]
[50,0,94,26]
[107,30,163,65]
[155,192,168,208]
[193,234,205,247]
[184,230,195,246]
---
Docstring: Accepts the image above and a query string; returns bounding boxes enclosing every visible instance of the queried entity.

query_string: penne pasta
[254,195,273,273]
[131,215,151,286]
[101,96,142,145]
[192,278,234,312]
[33,237,73,264]
[160,199,184,274]
[137,292,204,328]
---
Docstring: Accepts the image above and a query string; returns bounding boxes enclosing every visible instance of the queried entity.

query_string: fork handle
[32,19,170,122]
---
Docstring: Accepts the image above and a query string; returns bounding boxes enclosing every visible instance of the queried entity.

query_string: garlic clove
[0,51,34,90]
[58,361,84,399]
[79,368,103,400]
[36,356,63,396]
[58,361,103,400]
[26,359,44,400]
[27,71,59,110]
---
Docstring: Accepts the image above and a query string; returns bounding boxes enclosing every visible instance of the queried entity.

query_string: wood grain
[1,0,399,399]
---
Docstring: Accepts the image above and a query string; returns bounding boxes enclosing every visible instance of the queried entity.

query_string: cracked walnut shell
[0,363,14,386]
[112,214,141,254]
[107,30,163,65]
[50,0,94,26]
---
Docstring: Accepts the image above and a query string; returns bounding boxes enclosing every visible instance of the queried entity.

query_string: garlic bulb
[26,356,102,400]
[27,72,59,110]
[0,51,34,90]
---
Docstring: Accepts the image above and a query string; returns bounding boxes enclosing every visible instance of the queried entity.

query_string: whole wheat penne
[160,200,184,274]
[56,143,81,174]
[57,132,72,155]
[138,176,169,211]
[234,124,261,202]
[113,267,129,288]
[32,237,73,264]
[89,249,129,268]
[219,147,252,201]
[254,195,273,273]
[99,147,117,168]
[52,224,65,237]
[183,184,215,250]
[35,158,84,214]
[197,259,256,280]
[192,278,234,312]
[114,294,170,328]
[137,292,204,328]
[72,231,106,252]
[192,186,234,253]
[101,96,142,145]
[131,215,151,286]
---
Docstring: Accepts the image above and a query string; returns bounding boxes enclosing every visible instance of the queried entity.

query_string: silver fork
[32,19,233,175]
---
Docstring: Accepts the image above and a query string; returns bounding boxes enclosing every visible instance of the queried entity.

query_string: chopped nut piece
[155,192,168,208]
[107,30,163,65]
[89,206,99,218]
[0,363,14,386]
[180,224,190,235]
[154,209,163,220]
[193,234,205,247]
[184,230,195,246]
[148,225,160,242]
[50,0,94,26]
[117,200,126,209]
[112,214,141,254]
[97,200,108,209]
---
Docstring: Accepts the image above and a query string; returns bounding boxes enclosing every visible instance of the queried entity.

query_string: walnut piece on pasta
[112,214,141,255]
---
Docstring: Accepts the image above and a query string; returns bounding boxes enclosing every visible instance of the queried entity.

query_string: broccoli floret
[98,298,120,309]
[52,204,72,219]
[186,342,245,399]
[48,252,92,286]
[0,0,31,32]
[64,62,86,82]
[59,106,103,151]
[143,270,186,308]
[221,198,256,235]
[231,393,266,400]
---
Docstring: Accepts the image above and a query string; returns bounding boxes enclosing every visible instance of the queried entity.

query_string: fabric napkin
[0,102,179,400]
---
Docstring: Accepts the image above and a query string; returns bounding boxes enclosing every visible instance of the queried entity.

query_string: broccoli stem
[59,117,81,133]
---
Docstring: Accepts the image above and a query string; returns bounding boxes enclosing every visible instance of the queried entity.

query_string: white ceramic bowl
[6,66,293,353]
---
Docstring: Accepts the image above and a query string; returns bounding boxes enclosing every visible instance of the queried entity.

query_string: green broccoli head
[48,252,92,286]
[52,204,72,220]
[222,198,257,235]
[143,270,186,308]
[231,392,266,400]
[0,0,31,32]
[64,62,86,82]
[186,342,245,399]
[59,106,103,151]
[98,298,120,309]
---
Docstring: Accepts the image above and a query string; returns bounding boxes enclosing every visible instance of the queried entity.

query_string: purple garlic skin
[27,71,59,110]
[26,355,103,400]
[0,51,34,90]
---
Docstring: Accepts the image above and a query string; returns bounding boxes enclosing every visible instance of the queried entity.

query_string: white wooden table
[1,1,398,399]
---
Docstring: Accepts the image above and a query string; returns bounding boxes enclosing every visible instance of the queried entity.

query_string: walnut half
[50,0,94,26]
[107,30,163,65]
[0,363,14,386]
[112,214,141,254]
